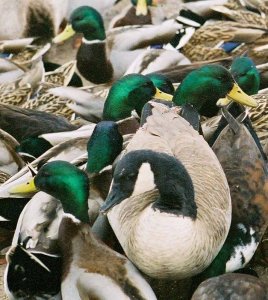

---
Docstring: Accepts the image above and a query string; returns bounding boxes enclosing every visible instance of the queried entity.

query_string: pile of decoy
[0,0,267,299]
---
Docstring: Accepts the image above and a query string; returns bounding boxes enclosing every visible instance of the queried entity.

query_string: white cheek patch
[132,163,155,196]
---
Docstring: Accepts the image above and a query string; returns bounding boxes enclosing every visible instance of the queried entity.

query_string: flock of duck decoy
[0,0,268,299]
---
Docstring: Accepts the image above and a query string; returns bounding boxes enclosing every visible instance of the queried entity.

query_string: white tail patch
[132,163,155,196]
[226,227,258,272]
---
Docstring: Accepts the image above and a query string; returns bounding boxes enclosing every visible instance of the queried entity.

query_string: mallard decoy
[193,107,268,285]
[0,119,130,227]
[49,73,173,122]
[44,60,77,87]
[124,47,191,75]
[191,273,268,299]
[180,21,266,62]
[211,0,267,27]
[202,58,268,148]
[101,102,232,279]
[172,64,258,117]
[0,121,120,230]
[109,0,159,28]
[0,59,45,106]
[0,0,68,41]
[230,56,260,95]
[0,104,78,143]
[53,6,182,84]
[6,160,157,300]
[19,60,79,120]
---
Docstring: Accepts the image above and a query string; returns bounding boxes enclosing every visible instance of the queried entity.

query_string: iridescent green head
[35,161,89,222]
[103,73,173,121]
[86,121,123,174]
[173,65,257,117]
[71,6,105,40]
[53,6,106,43]
[16,137,52,159]
[146,73,175,95]
[230,57,260,95]
[10,161,90,223]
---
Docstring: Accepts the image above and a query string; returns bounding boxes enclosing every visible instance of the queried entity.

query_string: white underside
[62,266,129,300]
[226,227,258,272]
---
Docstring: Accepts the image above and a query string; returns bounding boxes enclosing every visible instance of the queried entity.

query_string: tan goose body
[104,103,232,279]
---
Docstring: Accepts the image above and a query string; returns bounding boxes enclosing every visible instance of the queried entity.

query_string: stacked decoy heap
[0,0,268,299]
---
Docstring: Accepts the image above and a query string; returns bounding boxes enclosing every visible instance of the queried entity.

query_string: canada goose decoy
[101,102,232,280]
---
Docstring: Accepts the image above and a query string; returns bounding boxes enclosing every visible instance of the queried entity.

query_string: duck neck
[59,185,89,223]
[86,122,123,174]
[83,24,106,41]
[77,39,113,84]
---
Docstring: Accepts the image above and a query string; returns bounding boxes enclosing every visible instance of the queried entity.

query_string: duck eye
[75,16,83,22]
[42,171,50,177]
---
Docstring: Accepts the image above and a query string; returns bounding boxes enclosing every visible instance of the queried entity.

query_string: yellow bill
[216,97,232,107]
[9,178,38,195]
[154,88,173,101]
[53,24,76,44]
[136,0,148,16]
[227,83,258,107]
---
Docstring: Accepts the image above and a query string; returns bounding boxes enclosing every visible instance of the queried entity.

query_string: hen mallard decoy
[191,273,268,299]
[19,61,79,120]
[180,21,267,63]
[211,0,268,28]
[6,157,156,299]
[53,6,182,84]
[0,59,45,106]
[101,102,232,279]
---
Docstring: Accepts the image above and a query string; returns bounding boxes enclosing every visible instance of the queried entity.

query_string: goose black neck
[134,150,197,218]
